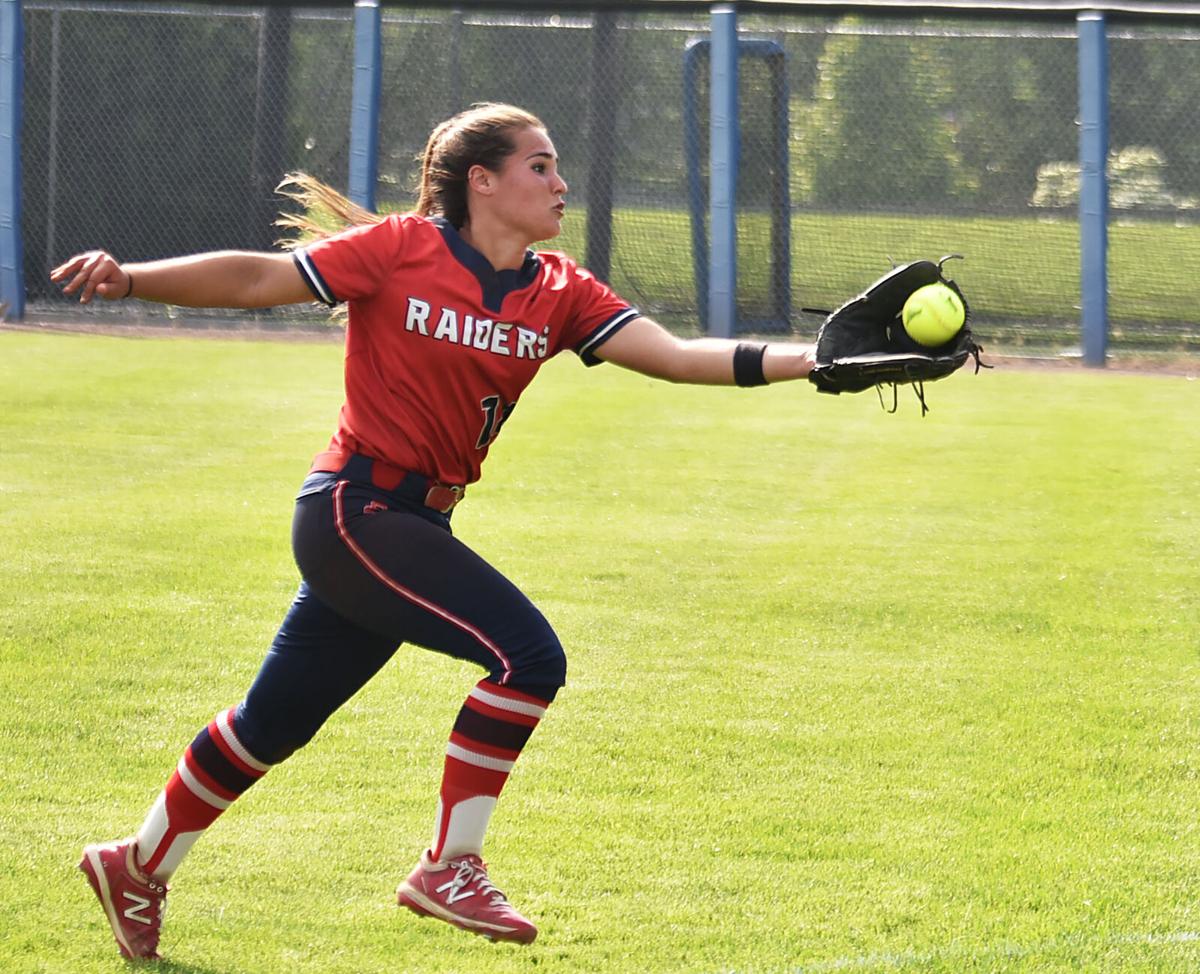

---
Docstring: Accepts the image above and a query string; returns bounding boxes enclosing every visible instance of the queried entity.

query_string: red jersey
[294,214,638,486]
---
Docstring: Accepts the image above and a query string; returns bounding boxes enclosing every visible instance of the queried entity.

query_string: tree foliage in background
[786,23,1083,212]
[794,24,968,209]
[1031,146,1199,211]
[935,32,1078,209]
[363,18,601,211]
[1109,32,1200,199]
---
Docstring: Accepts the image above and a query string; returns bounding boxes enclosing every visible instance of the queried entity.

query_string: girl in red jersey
[52,103,817,960]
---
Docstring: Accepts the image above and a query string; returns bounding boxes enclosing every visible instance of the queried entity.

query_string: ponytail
[274,172,382,248]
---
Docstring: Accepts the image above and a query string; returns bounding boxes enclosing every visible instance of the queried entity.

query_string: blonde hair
[275,102,545,245]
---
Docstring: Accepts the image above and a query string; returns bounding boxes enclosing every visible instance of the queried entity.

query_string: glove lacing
[969,342,993,374]
[876,382,930,416]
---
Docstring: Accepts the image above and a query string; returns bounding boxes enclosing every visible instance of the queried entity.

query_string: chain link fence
[18,3,1200,354]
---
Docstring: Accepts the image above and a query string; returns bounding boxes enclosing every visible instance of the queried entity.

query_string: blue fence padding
[349,0,381,212]
[1078,11,1109,367]
[708,4,738,339]
[1,0,24,320]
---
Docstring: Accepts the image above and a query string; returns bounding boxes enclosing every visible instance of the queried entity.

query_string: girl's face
[474,126,568,244]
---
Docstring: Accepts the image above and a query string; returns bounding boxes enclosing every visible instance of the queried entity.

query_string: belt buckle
[424,483,463,513]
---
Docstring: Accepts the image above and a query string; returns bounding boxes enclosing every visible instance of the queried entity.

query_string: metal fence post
[1,0,24,320]
[1078,10,1109,367]
[349,0,381,212]
[708,3,737,339]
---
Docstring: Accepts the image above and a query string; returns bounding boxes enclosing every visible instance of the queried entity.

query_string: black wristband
[733,342,769,387]
[123,273,134,299]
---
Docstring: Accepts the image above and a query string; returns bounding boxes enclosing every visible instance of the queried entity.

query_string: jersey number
[476,395,516,450]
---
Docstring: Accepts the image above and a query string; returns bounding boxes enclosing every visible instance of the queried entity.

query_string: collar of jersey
[430,217,542,314]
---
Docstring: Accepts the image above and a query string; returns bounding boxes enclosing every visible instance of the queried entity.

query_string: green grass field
[1,330,1198,973]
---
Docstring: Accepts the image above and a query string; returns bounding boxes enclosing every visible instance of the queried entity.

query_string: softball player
[52,103,818,960]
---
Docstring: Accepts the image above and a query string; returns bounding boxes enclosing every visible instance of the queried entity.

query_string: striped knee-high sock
[431,679,549,862]
[134,707,270,881]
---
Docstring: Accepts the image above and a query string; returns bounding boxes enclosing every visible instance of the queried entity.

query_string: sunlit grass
[1,330,1197,973]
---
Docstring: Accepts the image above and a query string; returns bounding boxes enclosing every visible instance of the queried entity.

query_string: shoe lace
[443,858,508,905]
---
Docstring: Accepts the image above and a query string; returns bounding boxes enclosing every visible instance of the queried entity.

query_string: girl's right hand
[50,250,132,304]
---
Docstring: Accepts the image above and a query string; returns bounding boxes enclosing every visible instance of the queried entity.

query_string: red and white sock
[430,679,549,862]
[134,707,270,881]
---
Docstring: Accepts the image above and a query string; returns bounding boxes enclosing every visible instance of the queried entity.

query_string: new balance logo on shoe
[397,850,537,944]
[122,891,154,925]
[435,862,479,904]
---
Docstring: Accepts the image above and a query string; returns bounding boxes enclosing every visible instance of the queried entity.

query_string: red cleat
[397,850,537,944]
[78,839,168,961]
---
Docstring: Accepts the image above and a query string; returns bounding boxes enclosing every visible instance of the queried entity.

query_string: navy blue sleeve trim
[575,307,641,366]
[293,249,338,306]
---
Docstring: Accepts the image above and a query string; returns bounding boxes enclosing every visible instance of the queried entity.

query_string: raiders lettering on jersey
[405,298,550,360]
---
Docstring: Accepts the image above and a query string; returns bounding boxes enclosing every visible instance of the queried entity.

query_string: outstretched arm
[593,315,816,385]
[50,250,314,309]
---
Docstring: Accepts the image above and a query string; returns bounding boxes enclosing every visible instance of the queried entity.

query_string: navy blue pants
[233,459,566,766]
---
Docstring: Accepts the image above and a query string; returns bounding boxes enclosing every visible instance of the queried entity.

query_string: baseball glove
[807,256,988,414]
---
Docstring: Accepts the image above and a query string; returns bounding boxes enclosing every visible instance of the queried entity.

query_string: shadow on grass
[142,961,230,974]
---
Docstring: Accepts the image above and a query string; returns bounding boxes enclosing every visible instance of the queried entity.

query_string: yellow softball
[901,283,965,347]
